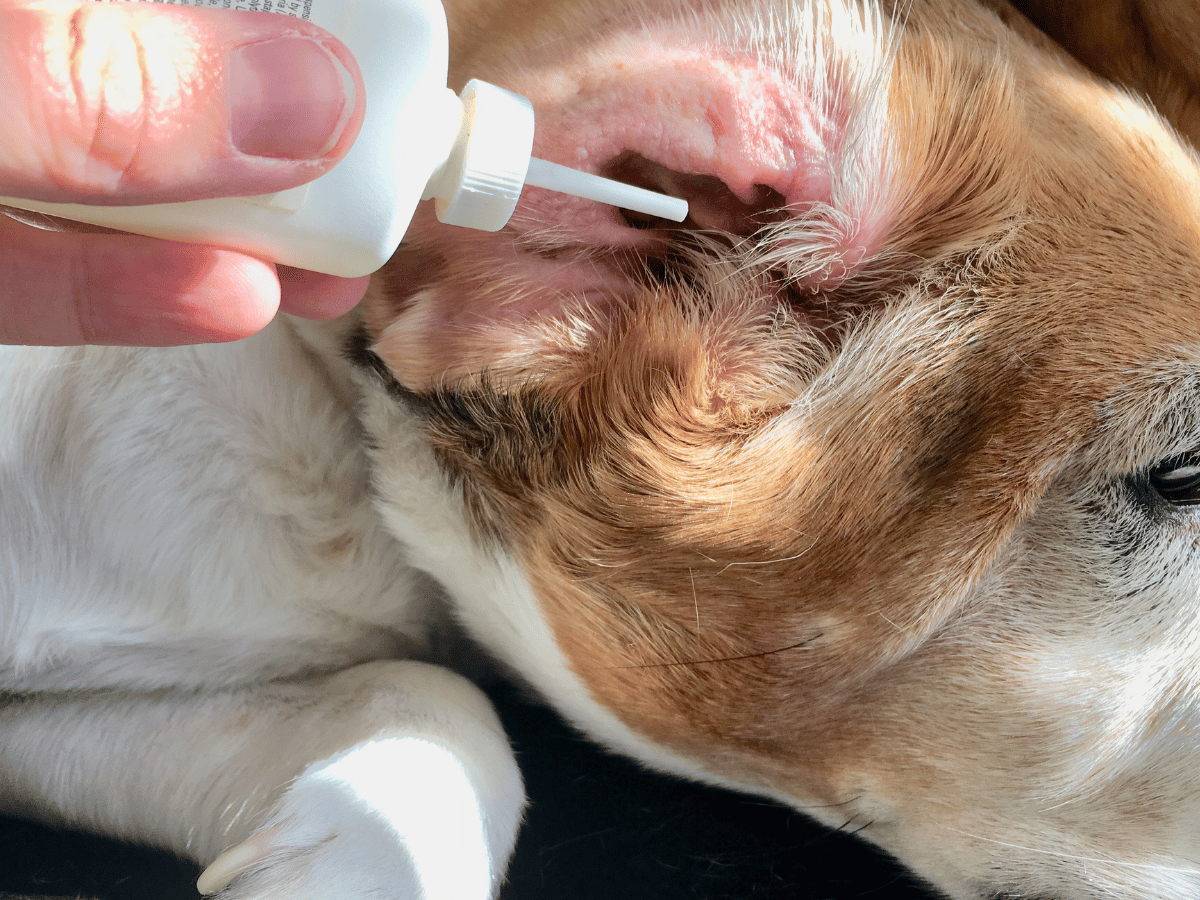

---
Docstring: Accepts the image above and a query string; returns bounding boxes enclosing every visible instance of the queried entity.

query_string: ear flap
[516,0,1028,296]
[363,0,1025,393]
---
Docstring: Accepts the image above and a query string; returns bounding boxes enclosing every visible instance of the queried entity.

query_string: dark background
[0,680,938,900]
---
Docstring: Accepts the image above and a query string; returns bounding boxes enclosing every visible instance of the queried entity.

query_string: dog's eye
[1149,454,1200,506]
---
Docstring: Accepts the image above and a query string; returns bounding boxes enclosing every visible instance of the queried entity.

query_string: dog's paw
[197,734,522,900]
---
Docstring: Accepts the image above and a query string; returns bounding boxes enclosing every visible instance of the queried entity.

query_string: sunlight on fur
[6,2,1200,900]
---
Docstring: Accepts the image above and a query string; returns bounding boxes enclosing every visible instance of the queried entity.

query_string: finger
[277,266,371,321]
[0,0,364,204]
[0,213,279,345]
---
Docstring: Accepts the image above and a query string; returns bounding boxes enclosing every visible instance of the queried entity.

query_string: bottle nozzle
[428,80,688,232]
[525,158,688,223]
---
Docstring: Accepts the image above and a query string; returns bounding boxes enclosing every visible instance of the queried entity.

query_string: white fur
[0,319,523,898]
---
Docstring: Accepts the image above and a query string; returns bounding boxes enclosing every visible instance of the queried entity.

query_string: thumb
[0,0,364,205]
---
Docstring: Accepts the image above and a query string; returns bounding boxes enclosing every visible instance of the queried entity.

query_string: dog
[4,0,1200,898]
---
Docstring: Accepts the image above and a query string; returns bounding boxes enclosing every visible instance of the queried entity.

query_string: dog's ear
[1011,0,1200,148]
[366,4,1029,394]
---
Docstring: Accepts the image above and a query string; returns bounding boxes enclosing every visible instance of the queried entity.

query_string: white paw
[198,734,523,900]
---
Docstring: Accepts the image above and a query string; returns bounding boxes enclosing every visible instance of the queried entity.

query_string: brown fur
[375,0,1199,771]
[1013,0,1200,147]
[362,0,1200,893]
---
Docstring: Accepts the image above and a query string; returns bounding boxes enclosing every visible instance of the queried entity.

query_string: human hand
[0,0,369,345]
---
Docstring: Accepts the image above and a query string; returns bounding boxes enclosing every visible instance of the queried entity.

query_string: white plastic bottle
[0,0,687,278]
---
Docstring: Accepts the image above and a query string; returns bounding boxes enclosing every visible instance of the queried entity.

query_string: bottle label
[98,1,354,56]
[101,0,315,20]
[97,1,358,36]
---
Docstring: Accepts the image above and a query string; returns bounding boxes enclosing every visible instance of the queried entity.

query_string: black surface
[0,684,937,900]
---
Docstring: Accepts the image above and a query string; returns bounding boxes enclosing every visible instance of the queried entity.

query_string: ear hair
[712,0,1025,293]
[887,28,1027,263]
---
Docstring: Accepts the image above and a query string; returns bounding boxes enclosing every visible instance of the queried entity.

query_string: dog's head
[354,0,1200,896]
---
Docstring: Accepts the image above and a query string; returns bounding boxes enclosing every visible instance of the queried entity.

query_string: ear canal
[601,151,790,235]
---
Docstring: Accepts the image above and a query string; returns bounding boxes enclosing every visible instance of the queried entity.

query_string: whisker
[613,634,822,670]
[796,794,863,812]
[716,541,818,572]
[942,827,1200,877]
[843,818,875,838]
[690,567,701,636]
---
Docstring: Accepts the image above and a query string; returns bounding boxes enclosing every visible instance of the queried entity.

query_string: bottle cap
[427,80,532,231]
[425,79,688,232]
